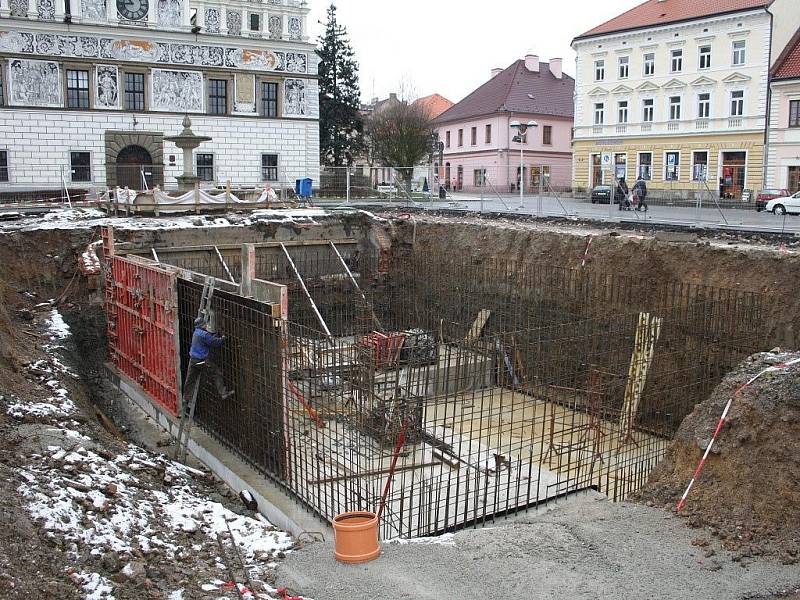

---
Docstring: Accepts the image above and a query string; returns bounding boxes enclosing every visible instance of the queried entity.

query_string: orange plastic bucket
[332,511,381,564]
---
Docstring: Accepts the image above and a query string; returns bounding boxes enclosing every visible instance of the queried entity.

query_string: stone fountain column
[165,115,213,192]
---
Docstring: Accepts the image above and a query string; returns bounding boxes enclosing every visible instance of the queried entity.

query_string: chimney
[524,53,539,73]
[389,93,398,102]
[549,58,563,79]
[491,67,503,78]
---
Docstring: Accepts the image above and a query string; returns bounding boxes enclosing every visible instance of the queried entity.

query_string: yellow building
[570,0,784,199]
[573,133,764,197]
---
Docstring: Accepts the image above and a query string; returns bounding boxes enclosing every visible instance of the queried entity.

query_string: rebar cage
[162,246,763,538]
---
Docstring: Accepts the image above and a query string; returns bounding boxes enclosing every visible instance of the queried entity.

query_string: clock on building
[117,0,148,21]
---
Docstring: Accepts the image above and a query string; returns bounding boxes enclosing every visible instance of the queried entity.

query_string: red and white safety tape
[675,356,800,512]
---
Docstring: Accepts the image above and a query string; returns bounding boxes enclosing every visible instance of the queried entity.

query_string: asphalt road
[317,192,800,234]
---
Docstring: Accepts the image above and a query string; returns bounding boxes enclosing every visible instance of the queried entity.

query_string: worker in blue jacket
[182,317,234,409]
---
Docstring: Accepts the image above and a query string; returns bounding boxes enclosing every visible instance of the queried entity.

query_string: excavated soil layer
[638,351,800,563]
[392,215,800,348]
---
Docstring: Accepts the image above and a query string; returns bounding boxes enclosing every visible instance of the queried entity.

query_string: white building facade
[571,1,784,199]
[0,0,319,193]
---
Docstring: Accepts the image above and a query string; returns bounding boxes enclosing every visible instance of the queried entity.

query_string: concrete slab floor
[277,492,800,600]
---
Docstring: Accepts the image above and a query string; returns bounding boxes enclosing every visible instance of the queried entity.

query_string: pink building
[434,55,575,193]
[766,31,800,193]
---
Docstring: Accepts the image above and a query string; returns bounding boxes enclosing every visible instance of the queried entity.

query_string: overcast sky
[307,0,640,104]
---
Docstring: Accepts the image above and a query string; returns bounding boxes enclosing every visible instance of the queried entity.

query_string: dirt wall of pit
[390,218,800,349]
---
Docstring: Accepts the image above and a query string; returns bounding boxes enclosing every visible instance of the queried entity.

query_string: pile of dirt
[637,350,800,562]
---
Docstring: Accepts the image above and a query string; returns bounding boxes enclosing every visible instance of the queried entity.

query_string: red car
[756,189,789,211]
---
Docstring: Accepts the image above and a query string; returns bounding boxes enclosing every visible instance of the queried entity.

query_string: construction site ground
[277,492,800,600]
[0,207,799,599]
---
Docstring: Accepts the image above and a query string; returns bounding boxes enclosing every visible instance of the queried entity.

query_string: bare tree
[365,100,433,194]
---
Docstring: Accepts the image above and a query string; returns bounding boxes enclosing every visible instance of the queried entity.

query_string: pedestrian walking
[182,317,234,409]
[616,177,630,210]
[633,177,648,212]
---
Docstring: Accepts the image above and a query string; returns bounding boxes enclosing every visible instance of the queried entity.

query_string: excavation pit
[102,228,766,539]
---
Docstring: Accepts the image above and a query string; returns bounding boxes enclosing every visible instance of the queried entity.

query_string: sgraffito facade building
[0,0,319,192]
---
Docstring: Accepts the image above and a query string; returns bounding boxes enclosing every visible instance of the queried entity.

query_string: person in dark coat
[615,177,629,210]
[182,317,233,409]
[633,177,648,212]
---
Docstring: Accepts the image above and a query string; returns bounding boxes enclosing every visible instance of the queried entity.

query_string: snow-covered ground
[5,310,301,600]
[0,206,360,233]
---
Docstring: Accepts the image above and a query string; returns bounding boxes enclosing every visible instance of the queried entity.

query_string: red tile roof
[574,0,771,41]
[434,60,575,124]
[773,32,800,80]
[412,94,455,119]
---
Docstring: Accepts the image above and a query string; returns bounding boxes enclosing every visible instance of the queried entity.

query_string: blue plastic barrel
[295,178,313,198]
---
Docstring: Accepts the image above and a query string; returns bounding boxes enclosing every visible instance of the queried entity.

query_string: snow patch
[73,571,115,600]
[388,532,456,546]
[47,309,71,340]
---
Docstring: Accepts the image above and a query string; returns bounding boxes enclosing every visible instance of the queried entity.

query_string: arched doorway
[116,145,155,191]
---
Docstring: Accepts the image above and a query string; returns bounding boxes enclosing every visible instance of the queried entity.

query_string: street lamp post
[510,120,538,209]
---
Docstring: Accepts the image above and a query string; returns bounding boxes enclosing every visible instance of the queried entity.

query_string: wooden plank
[464,309,491,342]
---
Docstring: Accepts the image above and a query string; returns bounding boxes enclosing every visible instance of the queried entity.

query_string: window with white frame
[70,151,91,182]
[594,102,605,125]
[618,56,629,79]
[643,53,655,76]
[699,45,712,70]
[638,152,652,181]
[594,59,605,81]
[618,100,628,123]
[732,40,746,66]
[730,90,744,116]
[671,49,683,72]
[698,93,711,118]
[642,98,654,122]
[261,154,278,181]
[692,150,709,181]
[665,151,680,181]
[669,96,681,120]
[196,153,214,181]
[790,100,800,128]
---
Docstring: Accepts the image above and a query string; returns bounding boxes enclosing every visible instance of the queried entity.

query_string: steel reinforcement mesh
[168,248,765,538]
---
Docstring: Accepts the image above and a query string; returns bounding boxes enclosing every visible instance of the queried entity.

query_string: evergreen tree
[317,4,363,166]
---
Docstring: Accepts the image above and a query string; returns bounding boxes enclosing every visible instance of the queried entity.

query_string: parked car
[591,185,613,204]
[765,191,800,215]
[755,188,789,211]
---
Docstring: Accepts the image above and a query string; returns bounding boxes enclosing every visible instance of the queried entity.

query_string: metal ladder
[174,277,216,463]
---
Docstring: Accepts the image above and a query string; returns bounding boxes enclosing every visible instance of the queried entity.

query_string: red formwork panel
[107,256,180,416]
